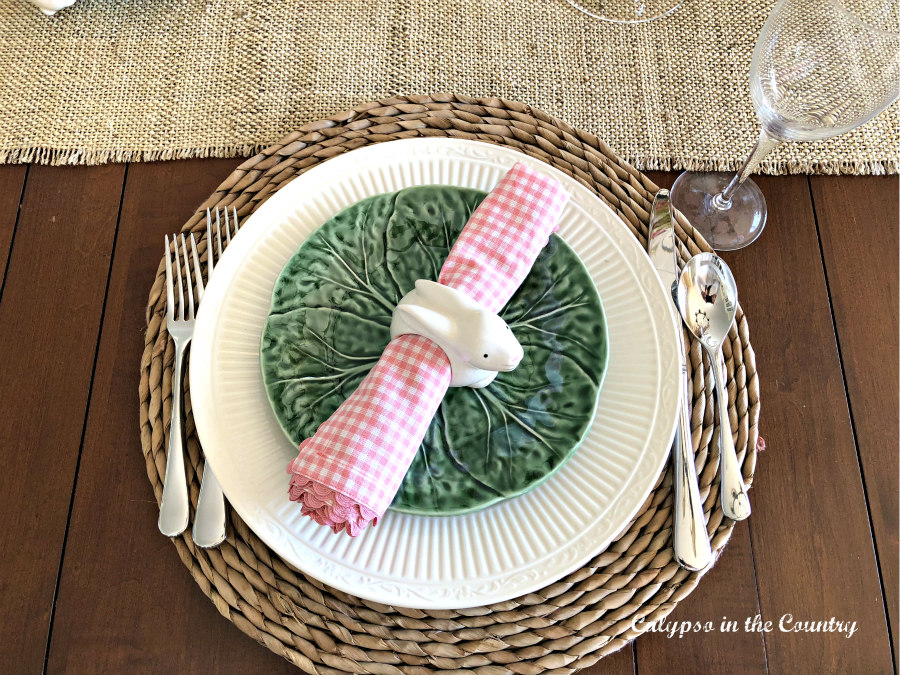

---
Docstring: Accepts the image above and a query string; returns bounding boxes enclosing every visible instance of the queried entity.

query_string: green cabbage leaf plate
[260,185,609,515]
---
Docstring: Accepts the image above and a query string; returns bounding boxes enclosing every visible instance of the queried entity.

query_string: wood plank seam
[634,172,768,674]
[42,157,305,675]
[636,172,769,675]
[40,164,130,675]
[0,164,30,306]
[806,176,897,674]
[746,522,771,674]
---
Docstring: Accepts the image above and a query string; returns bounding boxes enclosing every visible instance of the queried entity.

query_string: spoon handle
[711,348,751,520]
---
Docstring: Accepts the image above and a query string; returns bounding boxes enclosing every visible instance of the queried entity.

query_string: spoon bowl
[676,253,751,521]
[676,253,738,348]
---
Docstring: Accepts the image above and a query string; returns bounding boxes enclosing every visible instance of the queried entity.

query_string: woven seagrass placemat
[4,0,898,173]
[139,96,760,674]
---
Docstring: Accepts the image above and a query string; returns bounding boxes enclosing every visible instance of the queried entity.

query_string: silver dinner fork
[191,207,240,548]
[158,233,203,537]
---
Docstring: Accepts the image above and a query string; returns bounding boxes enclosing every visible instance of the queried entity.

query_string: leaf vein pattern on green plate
[260,185,609,516]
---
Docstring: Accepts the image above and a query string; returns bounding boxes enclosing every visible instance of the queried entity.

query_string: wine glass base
[670,172,767,251]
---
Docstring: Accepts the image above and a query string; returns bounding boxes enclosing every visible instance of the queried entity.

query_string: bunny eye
[483,354,489,359]
[505,325,510,330]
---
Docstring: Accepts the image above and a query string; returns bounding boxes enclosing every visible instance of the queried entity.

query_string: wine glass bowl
[751,0,900,141]
[671,0,900,250]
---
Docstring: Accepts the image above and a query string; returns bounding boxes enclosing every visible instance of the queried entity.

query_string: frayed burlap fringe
[2,142,897,175]
[0,144,269,166]
[2,0,898,173]
[636,155,899,176]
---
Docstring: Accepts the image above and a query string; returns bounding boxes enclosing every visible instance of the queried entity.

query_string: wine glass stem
[712,127,781,210]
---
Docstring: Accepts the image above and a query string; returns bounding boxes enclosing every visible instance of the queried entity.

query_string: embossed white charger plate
[191,138,680,609]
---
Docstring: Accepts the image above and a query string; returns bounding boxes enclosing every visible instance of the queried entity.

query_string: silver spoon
[676,253,751,521]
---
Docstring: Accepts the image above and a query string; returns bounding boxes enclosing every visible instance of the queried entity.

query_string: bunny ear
[415,279,479,311]
[395,304,455,343]
[413,279,451,306]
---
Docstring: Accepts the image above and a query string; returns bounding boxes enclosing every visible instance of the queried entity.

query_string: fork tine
[190,233,204,302]
[216,208,223,258]
[224,206,233,245]
[232,206,239,234]
[206,208,215,278]
[174,233,185,321]
[164,234,175,319]
[179,234,195,320]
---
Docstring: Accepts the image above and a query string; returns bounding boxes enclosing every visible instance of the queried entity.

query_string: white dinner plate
[191,138,680,609]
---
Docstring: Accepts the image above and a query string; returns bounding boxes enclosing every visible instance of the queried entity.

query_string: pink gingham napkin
[287,162,570,535]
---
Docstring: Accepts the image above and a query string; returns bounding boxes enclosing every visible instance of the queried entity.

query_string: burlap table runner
[2,0,897,172]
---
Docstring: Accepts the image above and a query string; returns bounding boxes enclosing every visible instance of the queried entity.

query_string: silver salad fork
[158,233,202,537]
[192,207,240,548]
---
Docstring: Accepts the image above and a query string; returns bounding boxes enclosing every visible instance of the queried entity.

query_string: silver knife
[648,190,712,572]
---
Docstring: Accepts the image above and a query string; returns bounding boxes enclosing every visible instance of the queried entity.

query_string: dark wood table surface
[0,159,896,675]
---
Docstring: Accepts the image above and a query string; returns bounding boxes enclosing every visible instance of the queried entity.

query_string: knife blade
[648,189,712,572]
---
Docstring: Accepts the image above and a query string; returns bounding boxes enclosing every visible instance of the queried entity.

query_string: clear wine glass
[564,0,680,24]
[670,0,900,250]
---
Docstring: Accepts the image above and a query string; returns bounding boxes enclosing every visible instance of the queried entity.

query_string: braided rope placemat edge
[139,93,760,675]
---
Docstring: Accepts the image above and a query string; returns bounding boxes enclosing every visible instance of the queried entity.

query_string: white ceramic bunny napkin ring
[391,279,524,388]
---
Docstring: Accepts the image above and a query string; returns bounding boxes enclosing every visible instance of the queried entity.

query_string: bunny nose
[500,345,524,371]
[501,355,522,371]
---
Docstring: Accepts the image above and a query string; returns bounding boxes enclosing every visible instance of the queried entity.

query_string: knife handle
[672,327,713,572]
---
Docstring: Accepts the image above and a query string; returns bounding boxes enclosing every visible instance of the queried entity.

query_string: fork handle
[193,466,227,547]
[159,341,190,537]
